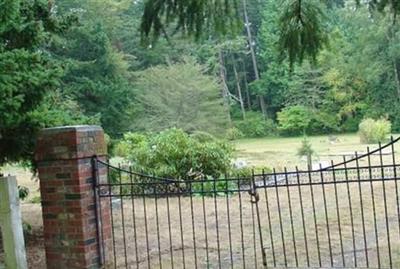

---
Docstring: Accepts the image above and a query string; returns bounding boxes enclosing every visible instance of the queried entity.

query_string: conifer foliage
[0,0,64,164]
[140,0,240,41]
[140,0,400,64]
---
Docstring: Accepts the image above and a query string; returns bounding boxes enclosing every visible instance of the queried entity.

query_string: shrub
[277,105,313,135]
[234,112,277,138]
[191,180,236,197]
[121,128,233,179]
[341,116,361,132]
[22,222,33,237]
[358,118,391,143]
[225,127,245,140]
[297,136,314,168]
[190,131,216,143]
[391,116,400,133]
[113,142,129,157]
[18,185,29,200]
[277,106,339,135]
[113,132,148,157]
[264,118,278,136]
[308,112,340,134]
[230,166,253,178]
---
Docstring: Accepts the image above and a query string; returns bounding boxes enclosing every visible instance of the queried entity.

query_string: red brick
[35,126,112,269]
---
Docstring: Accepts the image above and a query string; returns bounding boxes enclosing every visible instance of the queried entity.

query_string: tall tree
[140,0,400,65]
[51,0,138,137]
[0,0,67,164]
[133,58,230,135]
[232,55,246,119]
[242,0,267,117]
[52,21,134,136]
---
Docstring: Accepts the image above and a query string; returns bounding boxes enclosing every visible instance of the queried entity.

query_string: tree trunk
[307,153,312,169]
[385,25,400,101]
[232,57,246,120]
[242,0,267,118]
[239,58,252,109]
[219,50,232,124]
[258,95,267,118]
[243,0,259,81]
[393,60,400,100]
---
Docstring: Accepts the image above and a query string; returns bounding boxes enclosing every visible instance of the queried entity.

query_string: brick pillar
[35,126,112,269]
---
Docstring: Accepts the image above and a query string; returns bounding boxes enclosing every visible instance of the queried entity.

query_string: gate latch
[248,185,260,204]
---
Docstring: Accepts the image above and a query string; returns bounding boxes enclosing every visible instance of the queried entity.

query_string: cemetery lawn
[233,133,400,170]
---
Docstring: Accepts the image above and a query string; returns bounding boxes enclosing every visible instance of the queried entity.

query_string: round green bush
[234,112,277,138]
[225,127,245,140]
[277,105,313,135]
[117,128,233,179]
[277,106,339,135]
[358,118,391,143]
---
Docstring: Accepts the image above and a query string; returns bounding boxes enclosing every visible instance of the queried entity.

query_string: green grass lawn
[233,133,400,170]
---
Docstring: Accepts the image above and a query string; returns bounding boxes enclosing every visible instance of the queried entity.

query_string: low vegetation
[297,136,314,168]
[234,112,277,138]
[358,118,391,143]
[115,128,233,179]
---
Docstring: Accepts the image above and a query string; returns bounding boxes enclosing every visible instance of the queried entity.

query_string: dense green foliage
[53,22,134,136]
[235,112,277,138]
[0,0,82,164]
[116,129,233,179]
[277,106,313,135]
[2,0,400,166]
[141,0,240,41]
[279,0,327,66]
[225,128,245,141]
[254,2,400,136]
[358,118,391,143]
[140,0,400,64]
[133,59,229,135]
[0,0,135,164]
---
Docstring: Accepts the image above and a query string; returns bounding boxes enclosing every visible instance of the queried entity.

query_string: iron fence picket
[93,138,400,268]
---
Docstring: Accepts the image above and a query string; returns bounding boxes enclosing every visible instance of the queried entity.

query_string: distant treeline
[1,0,400,164]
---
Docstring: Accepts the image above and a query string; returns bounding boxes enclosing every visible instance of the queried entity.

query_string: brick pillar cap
[39,125,103,133]
[35,125,107,162]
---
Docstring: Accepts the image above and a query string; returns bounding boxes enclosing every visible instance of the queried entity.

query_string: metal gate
[93,137,400,268]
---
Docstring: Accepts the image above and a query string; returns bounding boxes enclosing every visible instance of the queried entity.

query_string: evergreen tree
[52,21,135,136]
[0,0,65,164]
[140,0,400,64]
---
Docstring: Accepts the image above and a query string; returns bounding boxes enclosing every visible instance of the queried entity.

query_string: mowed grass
[234,133,400,170]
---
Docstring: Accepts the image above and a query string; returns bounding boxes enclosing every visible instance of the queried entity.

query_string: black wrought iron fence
[94,137,400,268]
